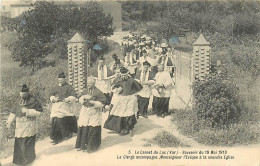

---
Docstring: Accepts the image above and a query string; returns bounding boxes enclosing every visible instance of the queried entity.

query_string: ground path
[0,108,205,166]
[2,105,259,166]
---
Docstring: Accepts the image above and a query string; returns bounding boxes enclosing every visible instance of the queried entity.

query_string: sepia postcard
[0,0,259,165]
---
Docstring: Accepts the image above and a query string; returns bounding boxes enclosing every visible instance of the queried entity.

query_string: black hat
[20,84,29,92]
[112,54,118,59]
[143,61,151,66]
[58,71,66,78]
[120,67,129,74]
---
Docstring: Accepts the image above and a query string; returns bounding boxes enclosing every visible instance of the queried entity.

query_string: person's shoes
[120,129,127,135]
[120,129,129,135]
[161,114,165,118]
[124,130,130,135]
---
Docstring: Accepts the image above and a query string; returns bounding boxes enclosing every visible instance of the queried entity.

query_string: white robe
[152,71,174,98]
[95,64,113,93]
[136,69,154,98]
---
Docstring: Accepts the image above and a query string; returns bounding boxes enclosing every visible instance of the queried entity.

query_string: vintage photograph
[0,0,259,165]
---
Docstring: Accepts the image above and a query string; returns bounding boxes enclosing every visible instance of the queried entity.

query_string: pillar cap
[193,34,210,46]
[68,33,85,43]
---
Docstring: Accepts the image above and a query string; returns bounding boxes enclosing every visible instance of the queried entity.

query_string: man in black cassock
[75,77,106,153]
[49,71,78,144]
[104,67,143,136]
[6,84,43,165]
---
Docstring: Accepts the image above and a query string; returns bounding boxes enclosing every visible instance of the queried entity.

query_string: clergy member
[49,71,78,144]
[135,61,155,118]
[104,67,142,136]
[152,65,174,118]
[93,58,114,106]
[6,84,43,165]
[75,77,106,153]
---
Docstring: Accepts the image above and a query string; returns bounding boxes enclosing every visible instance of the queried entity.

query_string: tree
[9,1,114,71]
[9,1,60,71]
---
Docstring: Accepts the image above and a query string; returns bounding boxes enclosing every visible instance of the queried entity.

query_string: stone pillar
[192,34,211,82]
[67,33,87,94]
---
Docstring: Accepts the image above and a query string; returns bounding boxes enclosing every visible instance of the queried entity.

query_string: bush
[151,131,185,147]
[193,68,241,128]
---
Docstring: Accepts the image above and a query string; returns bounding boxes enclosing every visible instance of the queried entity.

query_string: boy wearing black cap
[49,71,78,144]
[6,84,43,165]
[135,61,155,118]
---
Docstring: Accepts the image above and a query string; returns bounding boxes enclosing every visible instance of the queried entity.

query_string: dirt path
[2,111,259,166]
[1,108,203,166]
[1,90,260,166]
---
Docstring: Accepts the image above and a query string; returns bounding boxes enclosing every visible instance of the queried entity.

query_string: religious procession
[5,33,177,165]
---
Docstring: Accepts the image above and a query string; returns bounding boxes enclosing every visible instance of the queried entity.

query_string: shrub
[151,131,185,147]
[193,68,241,128]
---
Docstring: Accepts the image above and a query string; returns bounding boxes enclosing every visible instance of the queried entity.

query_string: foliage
[151,131,186,148]
[229,46,260,79]
[122,1,260,42]
[193,68,241,128]
[8,1,113,71]
[0,16,17,32]
[173,109,260,146]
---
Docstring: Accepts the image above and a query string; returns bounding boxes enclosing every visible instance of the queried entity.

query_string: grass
[173,109,260,146]
[149,130,188,148]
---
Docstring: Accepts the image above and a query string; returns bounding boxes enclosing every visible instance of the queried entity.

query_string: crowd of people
[5,33,176,165]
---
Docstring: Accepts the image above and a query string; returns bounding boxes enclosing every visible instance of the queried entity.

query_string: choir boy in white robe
[93,58,114,106]
[152,65,174,118]
[124,52,138,78]
[135,61,156,118]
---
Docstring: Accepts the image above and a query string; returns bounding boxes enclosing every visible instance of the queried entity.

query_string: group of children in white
[6,33,176,165]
